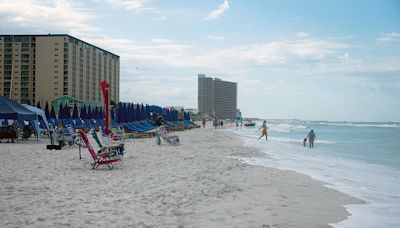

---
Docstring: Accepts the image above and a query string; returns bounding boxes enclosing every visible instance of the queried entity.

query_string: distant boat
[244,122,256,127]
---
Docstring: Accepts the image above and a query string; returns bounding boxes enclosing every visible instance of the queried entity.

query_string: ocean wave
[269,136,335,144]
[268,123,308,133]
[318,122,400,128]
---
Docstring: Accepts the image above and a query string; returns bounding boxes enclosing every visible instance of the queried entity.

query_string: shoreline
[0,125,363,227]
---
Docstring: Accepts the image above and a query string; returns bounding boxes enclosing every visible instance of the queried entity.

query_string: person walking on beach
[307,129,316,148]
[258,120,269,141]
[202,118,206,128]
[213,117,218,129]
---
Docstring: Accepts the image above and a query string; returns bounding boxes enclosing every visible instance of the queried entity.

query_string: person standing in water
[258,120,269,141]
[307,129,317,148]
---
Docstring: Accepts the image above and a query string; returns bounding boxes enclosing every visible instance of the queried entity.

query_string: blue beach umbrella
[93,106,99,119]
[80,105,87,119]
[134,103,139,121]
[117,102,122,123]
[44,101,50,119]
[50,105,56,119]
[64,103,71,119]
[58,103,64,119]
[123,103,128,123]
[72,103,79,119]
[126,103,132,122]
[139,103,145,120]
[87,106,93,119]
[98,106,104,119]
[110,108,115,121]
[36,101,42,110]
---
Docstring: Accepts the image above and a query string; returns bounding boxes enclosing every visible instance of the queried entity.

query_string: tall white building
[0,34,120,106]
[197,74,237,119]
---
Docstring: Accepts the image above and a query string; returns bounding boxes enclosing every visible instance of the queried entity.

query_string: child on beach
[258,120,268,141]
[303,138,307,147]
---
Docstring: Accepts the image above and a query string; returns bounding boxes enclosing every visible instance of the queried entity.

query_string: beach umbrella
[72,103,79,119]
[135,104,139,121]
[117,102,122,123]
[87,106,93,119]
[100,107,105,119]
[64,103,71,119]
[96,107,100,119]
[131,103,136,121]
[145,104,150,119]
[122,103,128,123]
[36,101,42,110]
[110,108,115,121]
[142,103,146,120]
[126,103,131,122]
[50,105,56,119]
[80,105,87,119]
[58,103,64,119]
[44,101,50,119]
[93,106,99,119]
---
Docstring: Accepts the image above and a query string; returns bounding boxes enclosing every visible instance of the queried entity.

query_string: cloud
[204,0,229,20]
[0,0,98,35]
[95,0,155,13]
[207,35,225,40]
[296,32,309,38]
[376,32,400,42]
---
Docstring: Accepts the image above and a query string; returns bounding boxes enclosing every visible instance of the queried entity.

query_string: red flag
[100,80,111,135]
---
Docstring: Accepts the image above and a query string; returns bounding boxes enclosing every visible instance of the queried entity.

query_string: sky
[0,0,399,121]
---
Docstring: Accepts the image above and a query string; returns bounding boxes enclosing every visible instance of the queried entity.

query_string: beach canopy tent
[0,96,40,141]
[21,104,50,131]
[52,95,82,111]
[0,96,37,121]
[21,104,50,141]
[51,95,101,113]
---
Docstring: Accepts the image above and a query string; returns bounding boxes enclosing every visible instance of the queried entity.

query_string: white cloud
[207,35,225,40]
[0,0,98,35]
[96,0,154,13]
[296,32,309,38]
[204,0,229,20]
[376,32,400,42]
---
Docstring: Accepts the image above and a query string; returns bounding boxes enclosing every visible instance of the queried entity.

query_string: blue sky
[0,0,399,121]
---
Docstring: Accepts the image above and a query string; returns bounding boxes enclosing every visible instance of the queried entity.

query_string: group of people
[212,118,224,129]
[257,120,317,148]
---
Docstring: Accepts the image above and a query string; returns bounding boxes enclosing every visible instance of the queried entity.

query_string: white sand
[0,126,362,227]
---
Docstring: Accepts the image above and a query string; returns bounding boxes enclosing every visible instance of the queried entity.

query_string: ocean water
[226,120,400,228]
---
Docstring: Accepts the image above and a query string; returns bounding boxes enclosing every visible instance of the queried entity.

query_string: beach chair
[91,130,125,155]
[79,130,123,169]
[158,126,180,146]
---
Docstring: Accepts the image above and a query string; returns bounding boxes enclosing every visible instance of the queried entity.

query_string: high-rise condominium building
[198,74,237,119]
[0,34,120,106]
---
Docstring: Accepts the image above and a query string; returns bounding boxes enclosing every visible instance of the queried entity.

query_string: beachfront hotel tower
[198,74,237,119]
[0,34,120,106]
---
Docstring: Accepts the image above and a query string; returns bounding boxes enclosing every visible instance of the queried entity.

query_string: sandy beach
[0,125,363,227]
